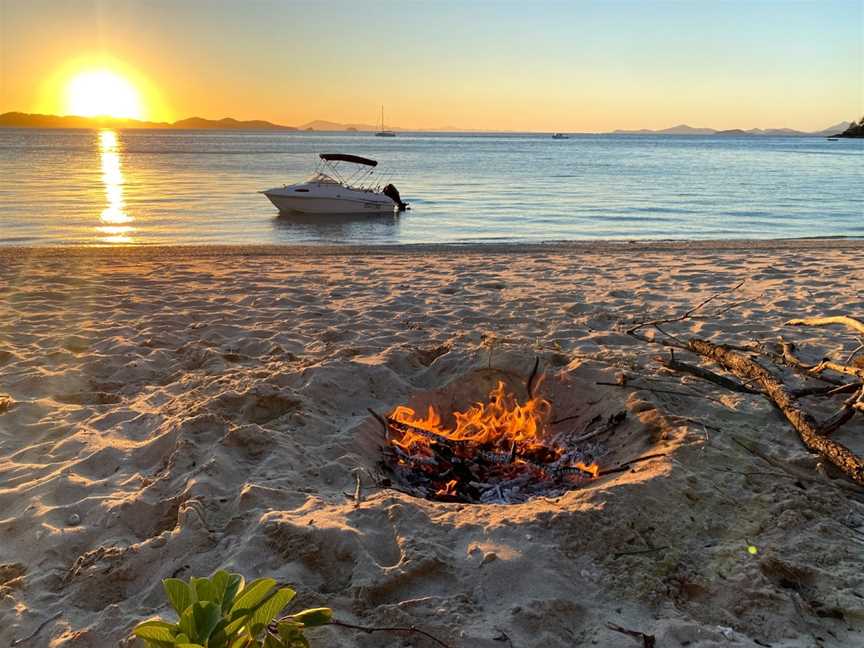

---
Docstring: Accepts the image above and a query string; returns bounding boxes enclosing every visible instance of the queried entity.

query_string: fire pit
[366,363,635,504]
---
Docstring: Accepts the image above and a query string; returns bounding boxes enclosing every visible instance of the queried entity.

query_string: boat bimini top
[319,153,377,166]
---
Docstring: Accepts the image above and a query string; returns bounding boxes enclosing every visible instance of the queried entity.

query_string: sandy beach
[2,239,863,648]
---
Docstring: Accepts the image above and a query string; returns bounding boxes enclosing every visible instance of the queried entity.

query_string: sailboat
[375,105,396,137]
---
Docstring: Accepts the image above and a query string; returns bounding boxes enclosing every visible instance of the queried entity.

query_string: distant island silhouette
[831,117,863,138]
[0,111,855,137]
[611,122,851,137]
[0,112,298,131]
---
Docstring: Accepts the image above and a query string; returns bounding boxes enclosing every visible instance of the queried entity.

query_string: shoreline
[2,236,864,260]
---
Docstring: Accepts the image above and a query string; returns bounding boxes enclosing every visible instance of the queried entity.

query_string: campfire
[381,380,601,503]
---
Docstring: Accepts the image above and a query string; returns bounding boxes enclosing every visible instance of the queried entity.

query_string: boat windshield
[308,172,341,184]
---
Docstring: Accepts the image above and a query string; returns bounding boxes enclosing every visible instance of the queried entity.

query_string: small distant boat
[375,105,396,137]
[260,153,407,214]
[827,137,839,141]
[552,132,569,139]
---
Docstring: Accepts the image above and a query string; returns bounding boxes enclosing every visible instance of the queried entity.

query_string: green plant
[133,570,331,648]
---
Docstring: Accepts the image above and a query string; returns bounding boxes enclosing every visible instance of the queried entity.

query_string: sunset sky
[1,0,861,132]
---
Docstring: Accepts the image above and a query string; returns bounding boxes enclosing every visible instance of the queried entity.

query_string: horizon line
[0,110,854,135]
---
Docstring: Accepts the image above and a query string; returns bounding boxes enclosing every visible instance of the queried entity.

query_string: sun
[65,69,143,120]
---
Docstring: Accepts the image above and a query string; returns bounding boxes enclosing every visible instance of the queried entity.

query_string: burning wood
[382,381,600,503]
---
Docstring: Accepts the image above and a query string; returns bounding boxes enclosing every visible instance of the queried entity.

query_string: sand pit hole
[357,363,663,504]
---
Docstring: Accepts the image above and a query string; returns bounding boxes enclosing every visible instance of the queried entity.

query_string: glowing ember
[383,381,600,503]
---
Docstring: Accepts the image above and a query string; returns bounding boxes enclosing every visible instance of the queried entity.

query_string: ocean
[0,128,861,246]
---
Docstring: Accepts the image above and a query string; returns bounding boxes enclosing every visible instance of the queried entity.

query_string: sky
[0,0,861,132]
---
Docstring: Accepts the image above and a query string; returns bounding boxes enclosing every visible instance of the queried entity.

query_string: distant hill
[0,111,166,129]
[0,112,296,131]
[611,121,850,137]
[300,119,378,132]
[818,121,853,137]
[171,116,296,130]
[613,124,716,135]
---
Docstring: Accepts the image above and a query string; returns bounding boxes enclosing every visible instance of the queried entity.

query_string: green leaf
[211,570,230,602]
[223,614,250,639]
[221,574,245,614]
[191,601,222,642]
[133,620,177,644]
[248,588,296,637]
[229,578,276,618]
[178,606,197,642]
[164,578,195,617]
[205,619,231,648]
[291,607,332,627]
[192,576,218,604]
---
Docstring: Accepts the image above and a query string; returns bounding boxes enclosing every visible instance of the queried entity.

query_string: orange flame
[436,479,459,497]
[391,381,551,450]
[388,381,599,478]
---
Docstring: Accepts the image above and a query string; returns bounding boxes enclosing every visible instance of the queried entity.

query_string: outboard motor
[382,184,409,211]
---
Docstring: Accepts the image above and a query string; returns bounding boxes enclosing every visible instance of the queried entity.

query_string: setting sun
[65,69,143,120]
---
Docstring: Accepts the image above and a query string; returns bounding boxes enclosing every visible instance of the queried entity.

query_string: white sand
[1,240,863,647]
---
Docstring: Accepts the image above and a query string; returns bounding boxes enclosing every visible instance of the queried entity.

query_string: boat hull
[262,189,397,215]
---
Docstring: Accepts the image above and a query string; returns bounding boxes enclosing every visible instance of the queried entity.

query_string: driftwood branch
[687,339,864,485]
[787,315,864,337]
[657,350,758,394]
[774,340,848,385]
[807,358,864,381]
[626,281,864,486]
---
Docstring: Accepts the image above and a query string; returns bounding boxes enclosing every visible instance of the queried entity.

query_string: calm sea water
[0,128,861,246]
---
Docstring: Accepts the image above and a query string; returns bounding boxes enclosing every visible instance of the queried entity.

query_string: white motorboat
[261,153,407,214]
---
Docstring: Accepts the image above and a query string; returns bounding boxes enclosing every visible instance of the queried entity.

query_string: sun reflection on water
[97,130,134,243]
